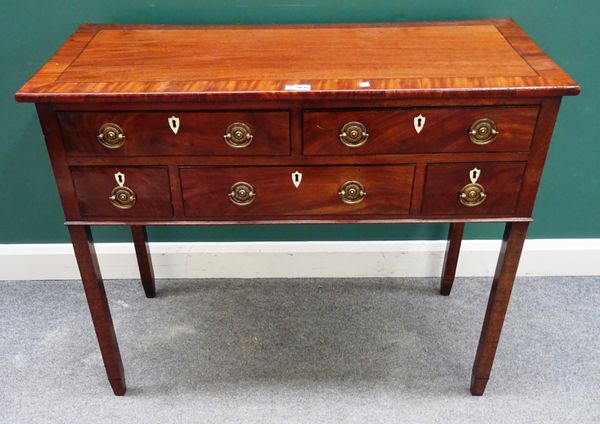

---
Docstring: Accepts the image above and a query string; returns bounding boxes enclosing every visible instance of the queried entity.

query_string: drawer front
[59,111,290,156]
[421,162,526,215]
[303,107,538,155]
[71,166,173,217]
[181,165,414,218]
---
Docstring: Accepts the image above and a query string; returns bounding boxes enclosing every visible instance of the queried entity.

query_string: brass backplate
[339,121,369,147]
[225,122,253,148]
[338,180,366,204]
[110,186,136,209]
[469,118,498,145]
[97,123,126,149]
[459,182,486,207]
[229,181,255,205]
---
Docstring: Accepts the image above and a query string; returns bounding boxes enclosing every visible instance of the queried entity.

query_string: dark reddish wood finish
[16,21,579,396]
[303,107,538,155]
[131,226,155,298]
[15,20,579,103]
[67,225,125,396]
[70,166,173,217]
[35,104,82,220]
[58,111,290,156]
[180,165,414,217]
[440,222,465,296]
[471,221,529,395]
[421,162,527,216]
[514,98,563,216]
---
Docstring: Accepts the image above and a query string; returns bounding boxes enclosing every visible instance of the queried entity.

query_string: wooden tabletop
[16,19,579,102]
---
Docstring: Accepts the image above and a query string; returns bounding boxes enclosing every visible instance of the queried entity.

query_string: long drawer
[303,107,538,155]
[180,165,415,218]
[58,111,290,156]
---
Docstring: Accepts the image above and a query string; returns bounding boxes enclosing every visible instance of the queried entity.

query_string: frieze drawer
[180,165,415,218]
[71,166,173,217]
[303,107,538,155]
[59,111,291,156]
[421,162,527,216]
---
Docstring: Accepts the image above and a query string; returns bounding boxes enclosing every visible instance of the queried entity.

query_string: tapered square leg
[440,222,465,296]
[68,225,126,396]
[131,226,155,298]
[470,221,529,395]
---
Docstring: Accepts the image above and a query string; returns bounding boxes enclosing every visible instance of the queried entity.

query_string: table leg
[131,225,156,298]
[440,222,465,296]
[470,221,529,395]
[68,225,126,396]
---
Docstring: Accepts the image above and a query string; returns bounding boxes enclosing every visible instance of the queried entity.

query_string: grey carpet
[1,276,598,424]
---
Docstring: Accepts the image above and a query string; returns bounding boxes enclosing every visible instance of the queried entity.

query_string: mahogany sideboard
[16,19,579,396]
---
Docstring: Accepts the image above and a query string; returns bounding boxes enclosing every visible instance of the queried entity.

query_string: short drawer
[71,166,173,217]
[180,165,414,218]
[421,162,526,215]
[58,111,290,156]
[303,107,538,155]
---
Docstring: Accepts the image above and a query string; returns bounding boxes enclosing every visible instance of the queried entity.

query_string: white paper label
[284,84,311,91]
[359,81,371,88]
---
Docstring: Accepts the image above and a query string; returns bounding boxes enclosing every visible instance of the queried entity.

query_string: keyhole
[118,174,123,184]
[417,118,422,128]
[471,170,477,180]
[294,174,299,182]
[171,119,176,128]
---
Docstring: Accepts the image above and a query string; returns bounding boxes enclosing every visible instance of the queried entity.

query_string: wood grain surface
[15,19,580,102]
[303,106,539,155]
[58,25,535,82]
[59,111,290,156]
[70,166,173,217]
[180,165,414,217]
[421,162,527,215]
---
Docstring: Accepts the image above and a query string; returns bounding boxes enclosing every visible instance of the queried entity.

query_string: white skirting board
[0,239,599,281]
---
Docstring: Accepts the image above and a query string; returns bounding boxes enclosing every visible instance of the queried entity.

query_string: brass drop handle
[97,123,126,149]
[339,121,369,147]
[109,172,136,209]
[459,183,487,207]
[224,122,253,148]
[229,182,255,206]
[338,181,366,204]
[469,118,499,145]
[110,187,136,209]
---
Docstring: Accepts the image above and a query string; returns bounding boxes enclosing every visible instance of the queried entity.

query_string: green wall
[1,1,598,243]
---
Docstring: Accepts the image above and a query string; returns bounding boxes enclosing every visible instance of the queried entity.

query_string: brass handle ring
[224,122,253,148]
[338,180,366,204]
[459,183,486,207]
[229,182,255,206]
[109,186,136,209]
[469,118,499,145]
[339,121,369,147]
[97,123,126,149]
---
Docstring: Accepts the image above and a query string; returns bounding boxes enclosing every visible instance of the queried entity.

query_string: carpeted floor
[1,276,598,423]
